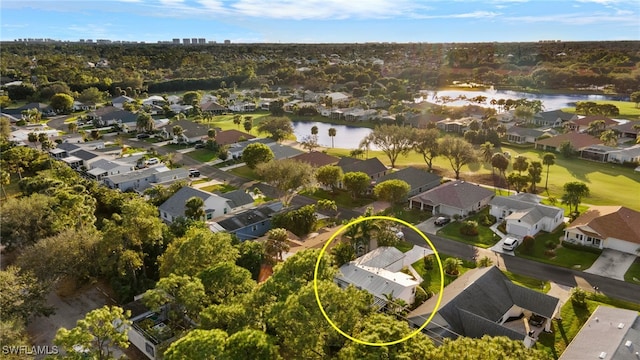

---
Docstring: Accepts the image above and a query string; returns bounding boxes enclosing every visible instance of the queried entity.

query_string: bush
[460,220,479,236]
[497,222,507,234]
[561,241,604,255]
[521,235,535,253]
[410,286,431,310]
[477,256,493,267]
[544,249,556,258]
[545,240,557,250]
[480,214,497,226]
[571,287,588,308]
[423,255,434,271]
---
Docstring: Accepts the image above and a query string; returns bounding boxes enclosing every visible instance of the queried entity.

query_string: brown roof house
[409,180,494,217]
[535,132,602,152]
[291,151,340,168]
[215,129,255,146]
[564,115,618,133]
[336,157,388,189]
[564,206,640,255]
[407,266,559,348]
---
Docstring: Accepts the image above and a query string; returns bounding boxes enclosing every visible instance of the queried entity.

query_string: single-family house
[123,299,177,360]
[269,144,304,160]
[215,129,256,146]
[159,187,234,223]
[506,127,546,144]
[85,158,134,181]
[409,180,494,217]
[376,167,442,197]
[88,106,137,127]
[532,110,578,127]
[326,92,351,105]
[217,189,255,212]
[142,95,166,107]
[437,117,474,134]
[228,102,256,112]
[613,121,639,140]
[344,108,377,122]
[104,166,188,192]
[489,194,564,237]
[209,202,284,241]
[290,151,340,168]
[406,113,447,129]
[407,266,559,348]
[111,95,135,109]
[337,157,388,187]
[579,144,619,162]
[608,144,640,165]
[201,101,228,115]
[559,306,640,360]
[227,138,275,159]
[535,132,602,152]
[563,206,640,254]
[564,115,618,133]
[166,95,181,105]
[72,101,96,112]
[3,102,56,117]
[165,120,210,144]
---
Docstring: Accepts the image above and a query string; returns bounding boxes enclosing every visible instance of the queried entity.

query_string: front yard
[229,165,259,180]
[436,209,500,248]
[381,205,434,225]
[303,188,374,209]
[187,149,219,163]
[624,258,640,284]
[515,225,601,270]
[412,254,476,294]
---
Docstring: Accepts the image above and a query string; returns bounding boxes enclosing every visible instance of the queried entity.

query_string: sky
[1,0,639,43]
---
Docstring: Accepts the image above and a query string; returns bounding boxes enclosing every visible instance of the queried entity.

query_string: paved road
[403,230,640,304]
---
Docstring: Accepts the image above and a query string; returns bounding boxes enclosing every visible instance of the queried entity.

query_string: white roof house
[489,194,564,237]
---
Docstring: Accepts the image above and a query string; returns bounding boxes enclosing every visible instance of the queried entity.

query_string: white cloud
[506,11,638,26]
[228,0,416,20]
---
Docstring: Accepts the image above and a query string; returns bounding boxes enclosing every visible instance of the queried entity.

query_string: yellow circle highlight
[313,215,444,347]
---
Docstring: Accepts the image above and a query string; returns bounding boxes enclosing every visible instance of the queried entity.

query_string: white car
[502,237,520,251]
[145,157,160,165]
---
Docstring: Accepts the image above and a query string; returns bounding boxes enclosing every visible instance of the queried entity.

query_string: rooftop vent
[599,352,607,359]
[619,323,625,329]
[625,340,632,348]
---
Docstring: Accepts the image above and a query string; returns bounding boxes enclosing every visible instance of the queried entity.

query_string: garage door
[507,223,529,237]
[605,239,639,254]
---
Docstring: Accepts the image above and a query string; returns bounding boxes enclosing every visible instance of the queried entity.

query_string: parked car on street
[434,217,451,226]
[145,157,160,165]
[502,237,520,251]
[189,169,200,177]
[136,133,150,139]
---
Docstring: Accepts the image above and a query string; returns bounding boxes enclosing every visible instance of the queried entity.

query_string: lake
[292,89,627,150]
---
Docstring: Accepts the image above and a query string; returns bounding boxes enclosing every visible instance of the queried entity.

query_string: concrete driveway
[415,216,440,235]
[584,249,636,281]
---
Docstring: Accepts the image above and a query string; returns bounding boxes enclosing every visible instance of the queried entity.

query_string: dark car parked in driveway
[434,217,451,226]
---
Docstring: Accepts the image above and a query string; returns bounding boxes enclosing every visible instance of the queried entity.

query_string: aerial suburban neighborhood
[1,1,640,359]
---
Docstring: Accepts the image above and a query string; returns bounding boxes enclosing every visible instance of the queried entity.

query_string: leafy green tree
[222,329,281,360]
[0,193,59,249]
[54,306,131,360]
[369,124,414,168]
[315,165,343,192]
[373,179,410,203]
[431,336,553,360]
[235,240,265,280]
[258,116,293,142]
[0,318,34,360]
[438,136,477,179]
[243,143,275,169]
[172,125,184,138]
[272,204,318,236]
[328,127,337,148]
[143,274,208,322]
[0,117,11,140]
[200,301,252,334]
[0,167,9,199]
[183,91,201,105]
[317,199,337,214]
[17,228,100,284]
[198,262,255,304]
[631,91,640,108]
[337,313,434,359]
[184,196,205,221]
[412,128,440,171]
[233,114,242,129]
[136,111,154,133]
[527,160,543,193]
[164,329,228,360]
[512,155,529,174]
[507,173,530,193]
[49,93,74,113]
[600,129,618,146]
[331,242,355,267]
[542,152,556,190]
[78,86,106,104]
[255,159,315,206]
[562,181,590,213]
[159,227,238,277]
[0,266,54,323]
[28,132,38,147]
[559,141,575,158]
[265,228,291,264]
[342,171,371,199]
[243,118,253,133]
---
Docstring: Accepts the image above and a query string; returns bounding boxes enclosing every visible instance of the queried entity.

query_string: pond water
[421,88,625,111]
[291,121,375,150]
[293,89,626,150]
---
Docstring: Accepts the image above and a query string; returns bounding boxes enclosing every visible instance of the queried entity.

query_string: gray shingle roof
[158,187,214,219]
[269,144,304,160]
[408,266,559,340]
[409,180,494,210]
[337,157,387,176]
[219,189,254,208]
[216,206,276,231]
[377,167,441,192]
[72,149,99,161]
[506,126,544,137]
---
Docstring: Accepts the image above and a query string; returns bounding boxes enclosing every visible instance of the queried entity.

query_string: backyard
[562,100,640,120]
[411,254,476,294]
[515,225,601,270]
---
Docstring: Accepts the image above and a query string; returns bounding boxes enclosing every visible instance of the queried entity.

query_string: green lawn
[562,100,640,120]
[381,205,434,225]
[200,183,238,193]
[303,188,374,209]
[229,165,259,180]
[326,146,640,211]
[503,270,550,293]
[624,258,640,284]
[412,254,476,293]
[187,149,219,163]
[515,225,601,270]
[394,240,414,253]
[436,209,501,249]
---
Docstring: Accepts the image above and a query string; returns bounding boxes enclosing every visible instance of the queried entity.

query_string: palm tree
[443,257,463,276]
[599,130,618,146]
[479,142,494,165]
[233,114,242,129]
[562,182,590,214]
[586,120,606,136]
[243,119,253,134]
[27,132,38,147]
[172,125,184,138]
[68,122,78,134]
[265,228,290,264]
[542,152,556,190]
[358,134,373,159]
[184,196,205,221]
[136,112,154,133]
[328,127,337,148]
[311,125,319,137]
